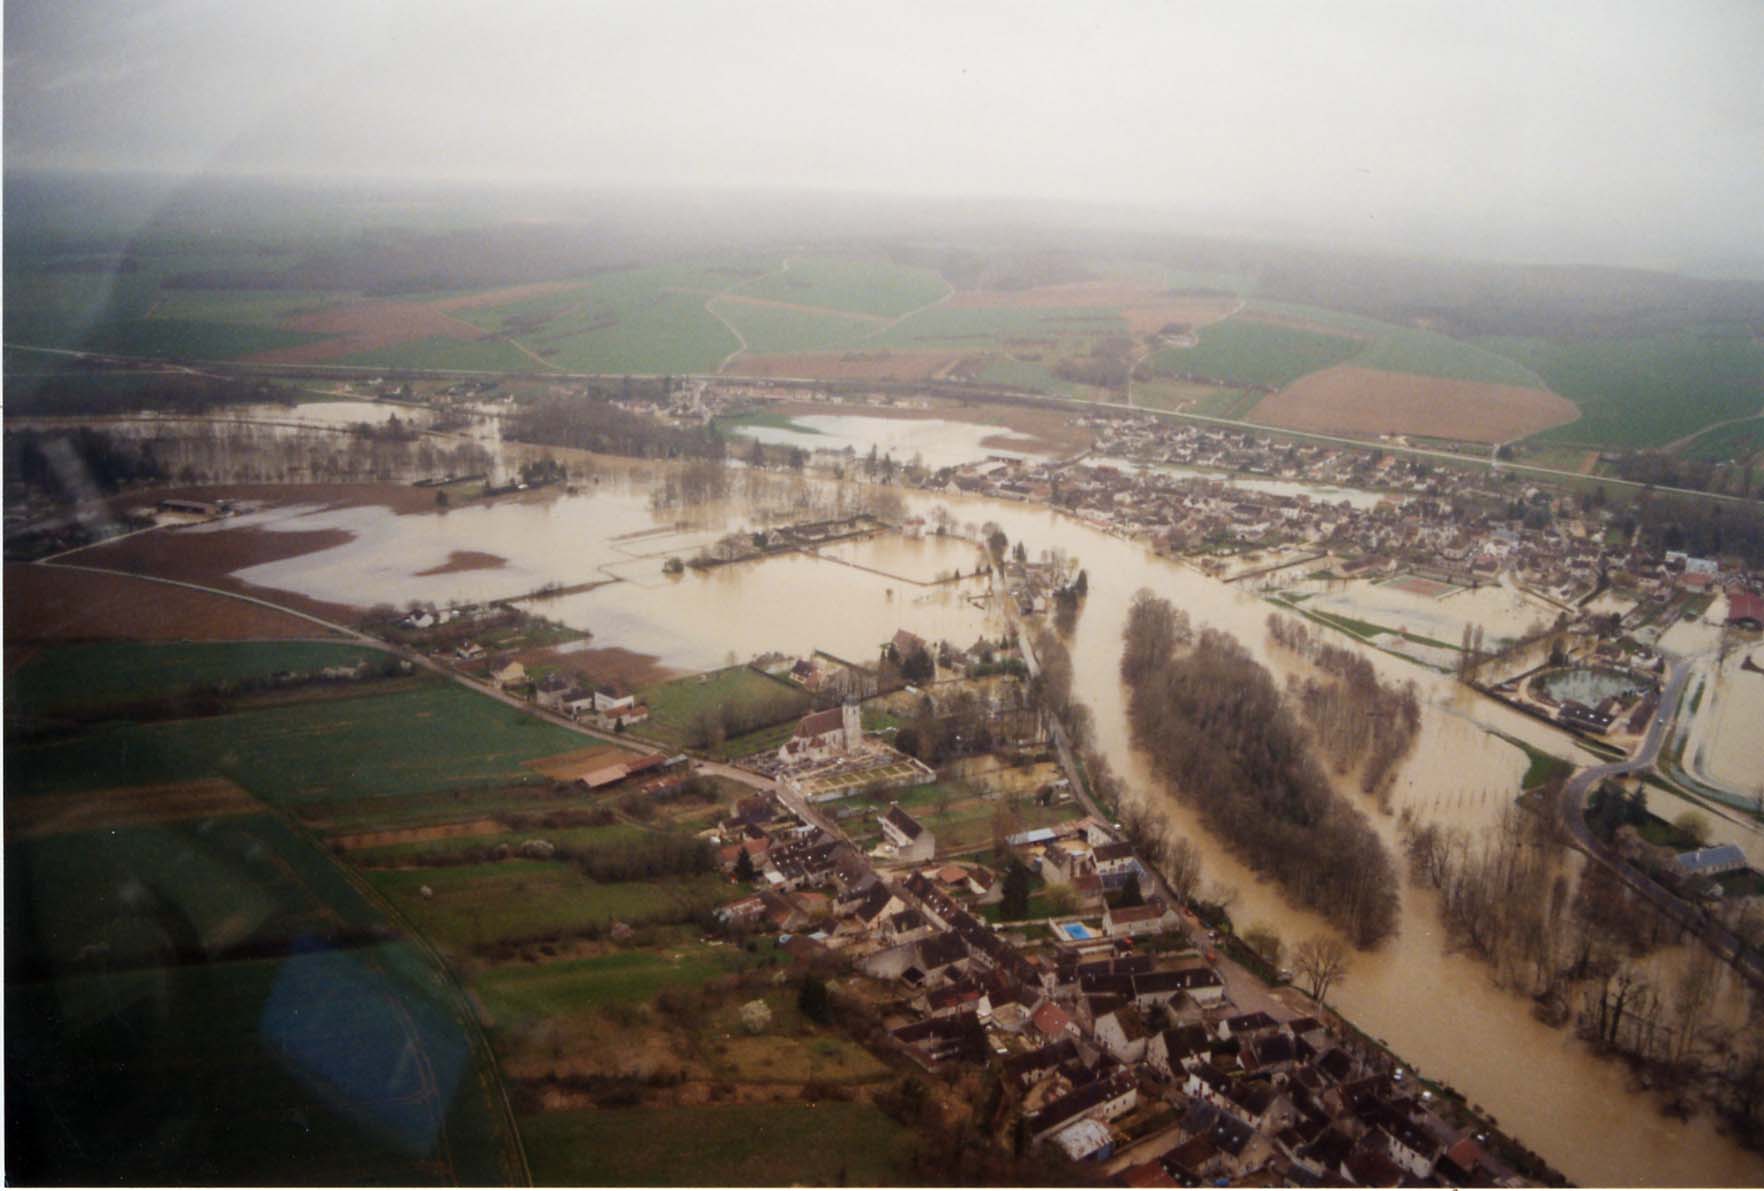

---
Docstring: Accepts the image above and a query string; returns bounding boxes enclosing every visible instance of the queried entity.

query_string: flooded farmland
[727,413,1042,468]
[60,432,1764,1186]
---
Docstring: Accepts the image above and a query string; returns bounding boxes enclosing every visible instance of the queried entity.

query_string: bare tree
[1164,836,1203,905]
[1293,935,1351,1002]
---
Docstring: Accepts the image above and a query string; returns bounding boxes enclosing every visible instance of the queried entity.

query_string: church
[777,700,862,765]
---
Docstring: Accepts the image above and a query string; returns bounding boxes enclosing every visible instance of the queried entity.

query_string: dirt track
[1249,365,1580,443]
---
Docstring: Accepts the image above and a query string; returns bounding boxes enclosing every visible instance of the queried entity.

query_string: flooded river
[79,429,1764,1184]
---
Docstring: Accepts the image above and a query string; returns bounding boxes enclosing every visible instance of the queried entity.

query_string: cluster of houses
[704,772,1532,1186]
[914,417,1761,632]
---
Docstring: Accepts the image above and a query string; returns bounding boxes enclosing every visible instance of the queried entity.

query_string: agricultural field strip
[22,252,1764,456]
[5,778,262,838]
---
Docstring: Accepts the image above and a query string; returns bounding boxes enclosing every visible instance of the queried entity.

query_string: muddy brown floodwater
[74,438,1764,1185]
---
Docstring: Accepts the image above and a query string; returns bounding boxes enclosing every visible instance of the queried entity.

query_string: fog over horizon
[7,0,1764,277]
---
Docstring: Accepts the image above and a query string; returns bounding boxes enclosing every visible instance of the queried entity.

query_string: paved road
[1558,657,1764,988]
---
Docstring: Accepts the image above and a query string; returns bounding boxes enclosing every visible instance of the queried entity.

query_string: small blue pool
[1059,922,1094,941]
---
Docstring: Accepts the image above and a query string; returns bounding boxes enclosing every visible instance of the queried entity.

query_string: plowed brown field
[331,818,506,852]
[62,524,360,623]
[5,564,333,642]
[1248,365,1580,443]
[7,778,261,838]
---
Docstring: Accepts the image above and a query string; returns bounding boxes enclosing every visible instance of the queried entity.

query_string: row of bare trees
[1122,591,1400,947]
[1400,803,1764,1146]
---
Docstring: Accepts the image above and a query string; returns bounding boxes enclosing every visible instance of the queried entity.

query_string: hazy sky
[6,0,1763,270]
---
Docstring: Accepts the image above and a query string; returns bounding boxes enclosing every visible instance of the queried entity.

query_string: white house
[880,802,935,863]
[1102,898,1181,938]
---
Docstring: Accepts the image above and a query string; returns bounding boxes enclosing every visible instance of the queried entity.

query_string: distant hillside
[1147,236,1764,340]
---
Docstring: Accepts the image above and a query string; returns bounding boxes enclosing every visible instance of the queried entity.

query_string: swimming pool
[1058,922,1094,941]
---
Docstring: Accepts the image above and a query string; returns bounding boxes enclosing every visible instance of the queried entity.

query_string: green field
[697,989,892,1084]
[5,681,595,804]
[1483,328,1764,448]
[640,666,811,751]
[5,806,522,1184]
[709,298,877,354]
[978,354,1074,395]
[536,288,736,373]
[449,284,597,334]
[737,255,949,318]
[1351,324,1545,387]
[370,861,731,949]
[345,820,650,866]
[476,943,747,1020]
[1131,380,1254,417]
[11,641,384,717]
[1228,301,1547,388]
[872,304,1124,349]
[144,288,346,326]
[340,334,541,372]
[518,1103,916,1186]
[1679,415,1764,462]
[72,317,325,360]
[1146,317,1363,389]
